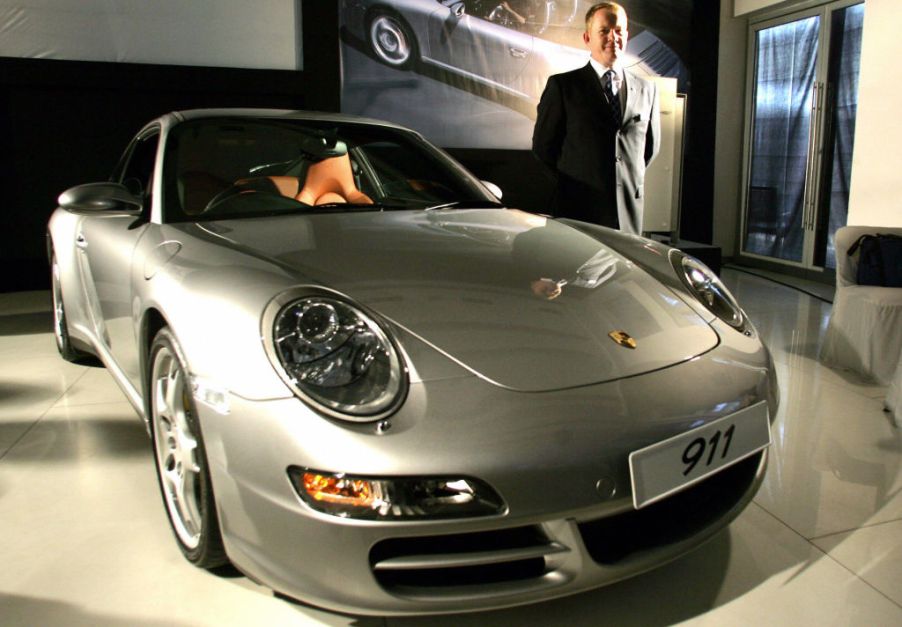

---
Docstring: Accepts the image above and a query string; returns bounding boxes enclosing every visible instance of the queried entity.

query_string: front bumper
[196,332,776,615]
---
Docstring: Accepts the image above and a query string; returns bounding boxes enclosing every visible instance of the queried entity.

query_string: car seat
[296,154,373,205]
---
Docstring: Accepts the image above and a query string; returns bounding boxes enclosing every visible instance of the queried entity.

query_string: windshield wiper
[304,202,409,212]
[300,200,505,213]
[424,200,506,211]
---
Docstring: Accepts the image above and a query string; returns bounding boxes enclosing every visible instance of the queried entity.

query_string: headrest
[298,131,347,161]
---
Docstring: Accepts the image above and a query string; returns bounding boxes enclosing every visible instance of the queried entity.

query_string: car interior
[169,120,489,220]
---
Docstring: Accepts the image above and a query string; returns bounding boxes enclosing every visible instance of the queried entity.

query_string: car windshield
[162,117,501,222]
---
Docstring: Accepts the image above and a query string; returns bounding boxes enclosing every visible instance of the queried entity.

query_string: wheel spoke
[164,359,182,419]
[151,340,204,550]
[172,468,193,532]
[177,429,200,474]
[162,464,180,493]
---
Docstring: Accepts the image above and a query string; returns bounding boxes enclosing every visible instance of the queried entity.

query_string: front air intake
[370,526,568,592]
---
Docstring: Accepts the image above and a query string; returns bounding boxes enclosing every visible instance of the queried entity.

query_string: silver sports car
[48,109,777,616]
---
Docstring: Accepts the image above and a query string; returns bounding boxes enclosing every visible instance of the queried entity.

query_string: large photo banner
[339,0,692,149]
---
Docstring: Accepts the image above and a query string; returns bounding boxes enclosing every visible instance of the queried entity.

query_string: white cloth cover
[886,352,902,427]
[821,225,902,385]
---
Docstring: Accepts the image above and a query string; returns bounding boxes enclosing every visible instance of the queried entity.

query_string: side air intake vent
[370,526,568,592]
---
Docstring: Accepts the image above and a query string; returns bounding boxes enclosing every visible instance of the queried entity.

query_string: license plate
[629,402,771,509]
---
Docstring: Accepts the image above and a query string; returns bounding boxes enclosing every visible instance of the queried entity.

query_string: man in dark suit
[532,2,661,234]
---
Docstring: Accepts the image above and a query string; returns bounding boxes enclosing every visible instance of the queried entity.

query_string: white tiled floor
[1,269,901,626]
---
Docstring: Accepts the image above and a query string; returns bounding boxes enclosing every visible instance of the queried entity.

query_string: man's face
[583,8,628,67]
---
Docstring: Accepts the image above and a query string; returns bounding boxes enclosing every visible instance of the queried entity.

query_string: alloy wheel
[151,342,203,550]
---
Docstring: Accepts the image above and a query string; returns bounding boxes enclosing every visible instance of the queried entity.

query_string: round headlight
[263,289,407,420]
[672,252,747,330]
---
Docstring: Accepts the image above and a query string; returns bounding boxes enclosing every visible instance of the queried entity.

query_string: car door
[426,1,534,98]
[77,129,158,387]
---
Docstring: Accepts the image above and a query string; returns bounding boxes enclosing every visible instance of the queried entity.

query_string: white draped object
[821,225,902,385]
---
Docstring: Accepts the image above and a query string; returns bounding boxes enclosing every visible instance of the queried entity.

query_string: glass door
[741,0,864,269]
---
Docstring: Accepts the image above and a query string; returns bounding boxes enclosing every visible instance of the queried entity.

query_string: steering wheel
[487,4,514,27]
[202,185,249,214]
[201,179,315,215]
[202,180,291,214]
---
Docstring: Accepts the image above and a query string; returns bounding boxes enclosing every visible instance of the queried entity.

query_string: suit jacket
[532,63,661,234]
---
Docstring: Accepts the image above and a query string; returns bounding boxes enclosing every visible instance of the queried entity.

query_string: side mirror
[481,180,503,200]
[58,182,143,214]
[449,1,466,18]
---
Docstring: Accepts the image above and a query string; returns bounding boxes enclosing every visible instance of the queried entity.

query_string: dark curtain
[745,16,819,262]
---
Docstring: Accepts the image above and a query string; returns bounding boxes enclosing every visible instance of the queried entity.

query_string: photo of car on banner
[48,109,777,615]
[340,0,690,148]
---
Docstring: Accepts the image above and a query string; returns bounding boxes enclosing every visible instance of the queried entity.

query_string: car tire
[51,251,92,363]
[368,11,417,69]
[148,327,228,569]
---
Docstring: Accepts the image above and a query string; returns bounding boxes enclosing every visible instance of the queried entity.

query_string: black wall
[0,60,307,292]
[681,0,720,244]
[0,0,718,292]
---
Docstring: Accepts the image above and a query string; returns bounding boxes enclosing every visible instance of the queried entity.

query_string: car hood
[191,209,718,391]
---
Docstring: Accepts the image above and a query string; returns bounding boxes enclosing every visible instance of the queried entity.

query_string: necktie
[602,70,622,127]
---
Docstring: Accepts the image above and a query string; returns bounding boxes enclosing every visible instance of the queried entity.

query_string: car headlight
[670,251,749,332]
[288,467,506,520]
[263,288,407,420]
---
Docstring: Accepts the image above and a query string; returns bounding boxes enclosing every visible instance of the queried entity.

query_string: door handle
[809,81,826,231]
[802,81,823,231]
[76,234,88,249]
[803,81,826,232]
[509,47,528,59]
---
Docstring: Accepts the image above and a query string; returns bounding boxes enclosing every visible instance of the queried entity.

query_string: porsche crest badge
[608,330,637,349]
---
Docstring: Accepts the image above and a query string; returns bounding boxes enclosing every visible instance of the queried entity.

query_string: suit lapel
[579,63,620,129]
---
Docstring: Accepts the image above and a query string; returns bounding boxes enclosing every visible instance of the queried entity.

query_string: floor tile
[724,265,836,304]
[54,365,133,408]
[755,360,902,538]
[0,361,89,456]
[813,519,902,607]
[0,290,53,315]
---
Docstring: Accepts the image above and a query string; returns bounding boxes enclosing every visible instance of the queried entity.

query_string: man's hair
[585,2,628,31]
